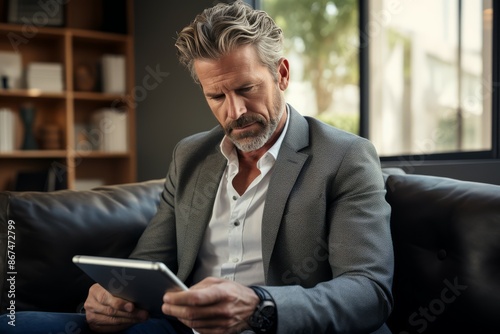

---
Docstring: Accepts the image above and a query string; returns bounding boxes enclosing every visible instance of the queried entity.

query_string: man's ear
[277,58,290,91]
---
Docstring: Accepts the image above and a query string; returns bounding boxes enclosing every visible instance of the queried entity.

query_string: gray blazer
[131,106,394,334]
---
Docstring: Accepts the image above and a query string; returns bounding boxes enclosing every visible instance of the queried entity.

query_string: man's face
[194,45,289,152]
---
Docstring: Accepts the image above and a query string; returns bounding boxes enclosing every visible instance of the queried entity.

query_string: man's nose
[227,94,246,120]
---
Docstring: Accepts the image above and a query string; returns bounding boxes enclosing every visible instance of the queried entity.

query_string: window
[368,0,493,157]
[260,0,497,159]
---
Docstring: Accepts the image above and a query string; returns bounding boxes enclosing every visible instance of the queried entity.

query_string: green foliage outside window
[264,0,359,134]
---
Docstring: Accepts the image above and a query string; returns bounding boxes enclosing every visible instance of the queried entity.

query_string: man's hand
[162,277,260,334]
[84,283,149,332]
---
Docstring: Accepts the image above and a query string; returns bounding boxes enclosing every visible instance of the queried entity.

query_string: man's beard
[224,89,285,152]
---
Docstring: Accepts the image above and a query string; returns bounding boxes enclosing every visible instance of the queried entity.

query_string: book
[26,62,64,92]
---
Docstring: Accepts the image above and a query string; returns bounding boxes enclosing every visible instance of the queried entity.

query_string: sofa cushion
[385,173,500,333]
[0,179,165,314]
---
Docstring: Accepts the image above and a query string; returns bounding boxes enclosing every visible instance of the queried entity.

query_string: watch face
[249,300,275,331]
[261,305,275,318]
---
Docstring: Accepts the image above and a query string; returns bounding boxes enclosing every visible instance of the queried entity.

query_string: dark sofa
[1,171,499,333]
[0,179,164,314]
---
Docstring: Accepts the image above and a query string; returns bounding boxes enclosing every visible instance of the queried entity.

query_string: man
[84,1,393,333]
[1,1,393,333]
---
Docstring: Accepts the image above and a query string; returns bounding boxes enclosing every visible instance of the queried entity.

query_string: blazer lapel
[261,106,309,280]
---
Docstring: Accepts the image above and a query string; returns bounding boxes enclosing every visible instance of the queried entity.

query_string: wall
[134,1,217,181]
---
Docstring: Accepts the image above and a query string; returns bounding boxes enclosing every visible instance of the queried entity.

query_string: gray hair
[175,0,284,83]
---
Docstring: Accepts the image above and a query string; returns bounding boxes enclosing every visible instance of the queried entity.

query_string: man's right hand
[84,283,149,332]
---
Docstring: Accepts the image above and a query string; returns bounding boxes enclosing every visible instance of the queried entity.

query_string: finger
[86,304,149,333]
[93,283,132,311]
[88,300,148,321]
[162,297,248,322]
[85,284,149,322]
[163,285,225,307]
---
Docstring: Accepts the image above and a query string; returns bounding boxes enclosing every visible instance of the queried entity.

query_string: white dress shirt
[192,107,290,286]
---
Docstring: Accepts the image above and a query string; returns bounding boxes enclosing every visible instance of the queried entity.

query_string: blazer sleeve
[128,145,180,273]
[265,137,394,334]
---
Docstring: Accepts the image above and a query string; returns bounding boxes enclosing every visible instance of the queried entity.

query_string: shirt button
[234,221,240,226]
[232,257,239,263]
[232,195,238,200]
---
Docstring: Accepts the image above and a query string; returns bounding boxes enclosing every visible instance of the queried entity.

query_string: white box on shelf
[26,62,64,92]
[91,108,128,152]
[101,54,126,94]
[0,108,16,152]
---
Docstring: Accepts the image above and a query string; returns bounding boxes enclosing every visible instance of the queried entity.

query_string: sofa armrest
[0,179,165,314]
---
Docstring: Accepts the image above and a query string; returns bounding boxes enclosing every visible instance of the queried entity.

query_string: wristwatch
[248,286,277,333]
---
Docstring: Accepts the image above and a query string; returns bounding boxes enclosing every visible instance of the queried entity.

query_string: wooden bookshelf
[0,0,136,191]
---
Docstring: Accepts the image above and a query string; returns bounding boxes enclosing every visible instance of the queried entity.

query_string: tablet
[72,255,188,315]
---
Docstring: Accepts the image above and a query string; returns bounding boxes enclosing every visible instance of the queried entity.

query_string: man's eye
[238,86,253,93]
[210,95,224,101]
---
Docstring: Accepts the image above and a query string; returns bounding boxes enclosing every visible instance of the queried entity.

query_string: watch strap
[249,285,273,303]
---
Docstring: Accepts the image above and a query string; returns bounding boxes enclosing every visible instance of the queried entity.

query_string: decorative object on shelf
[0,108,16,152]
[20,103,38,150]
[7,0,65,26]
[39,124,61,150]
[101,54,126,94]
[0,51,23,89]
[74,63,97,92]
[91,108,128,152]
[74,124,93,151]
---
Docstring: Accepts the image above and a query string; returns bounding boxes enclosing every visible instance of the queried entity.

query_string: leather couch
[384,171,500,334]
[1,171,499,333]
[0,179,164,314]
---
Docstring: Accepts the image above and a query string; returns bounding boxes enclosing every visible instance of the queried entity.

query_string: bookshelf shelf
[72,91,125,102]
[0,89,67,99]
[0,0,136,191]
[70,28,131,42]
[72,151,131,158]
[0,22,65,37]
[0,150,67,158]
